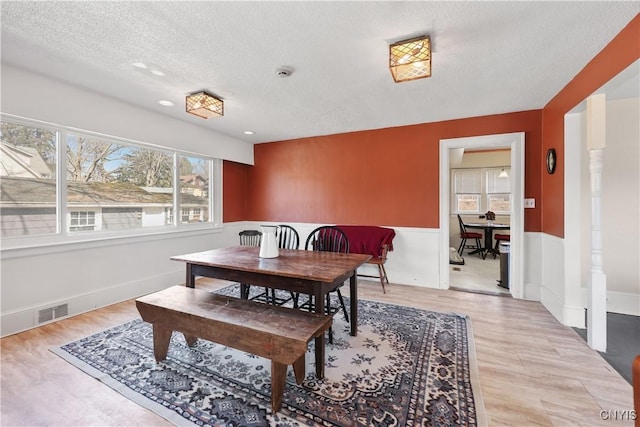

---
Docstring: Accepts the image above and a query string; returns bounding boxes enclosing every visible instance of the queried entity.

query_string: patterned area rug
[51,286,486,426]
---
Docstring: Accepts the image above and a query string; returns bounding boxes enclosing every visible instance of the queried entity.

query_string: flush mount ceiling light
[185,91,224,119]
[389,35,431,83]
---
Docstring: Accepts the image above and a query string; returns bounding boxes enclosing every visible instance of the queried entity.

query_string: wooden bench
[135,285,332,413]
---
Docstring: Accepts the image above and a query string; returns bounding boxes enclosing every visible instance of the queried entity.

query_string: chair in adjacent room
[300,226,350,342]
[238,230,272,302]
[493,233,511,259]
[457,214,485,259]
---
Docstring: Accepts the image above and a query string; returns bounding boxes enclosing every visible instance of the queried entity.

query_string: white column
[586,94,607,352]
[587,149,607,351]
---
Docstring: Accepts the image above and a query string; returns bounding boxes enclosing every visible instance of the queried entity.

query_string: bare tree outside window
[1,118,216,238]
[66,136,121,182]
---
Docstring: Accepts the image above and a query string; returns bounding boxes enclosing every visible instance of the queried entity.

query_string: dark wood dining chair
[271,225,300,305]
[239,229,262,247]
[300,226,350,342]
[277,224,299,251]
[238,230,272,302]
[493,233,510,259]
[457,214,485,259]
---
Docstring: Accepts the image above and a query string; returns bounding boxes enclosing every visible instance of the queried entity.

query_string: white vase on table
[259,225,279,258]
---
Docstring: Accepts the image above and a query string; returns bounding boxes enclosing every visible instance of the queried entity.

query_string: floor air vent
[37,304,69,324]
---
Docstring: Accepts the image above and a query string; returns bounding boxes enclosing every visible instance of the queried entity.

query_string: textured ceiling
[1,1,638,144]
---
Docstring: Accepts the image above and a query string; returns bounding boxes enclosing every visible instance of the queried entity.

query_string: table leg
[152,324,172,361]
[185,264,195,288]
[240,284,249,299]
[350,273,358,336]
[314,288,324,316]
[314,333,325,379]
[485,229,494,257]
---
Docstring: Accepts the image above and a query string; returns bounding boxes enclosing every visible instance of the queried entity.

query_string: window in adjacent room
[452,167,511,214]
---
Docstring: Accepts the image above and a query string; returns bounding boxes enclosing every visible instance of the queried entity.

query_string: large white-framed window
[1,114,223,244]
[452,167,511,214]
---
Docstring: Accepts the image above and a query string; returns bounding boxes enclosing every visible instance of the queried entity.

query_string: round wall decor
[546,148,557,174]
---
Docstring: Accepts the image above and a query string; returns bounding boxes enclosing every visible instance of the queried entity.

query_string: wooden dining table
[170,246,371,337]
[464,222,510,257]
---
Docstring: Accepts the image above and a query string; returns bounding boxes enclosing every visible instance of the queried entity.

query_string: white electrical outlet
[524,198,535,208]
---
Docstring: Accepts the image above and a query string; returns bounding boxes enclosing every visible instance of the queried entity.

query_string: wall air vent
[37,304,69,324]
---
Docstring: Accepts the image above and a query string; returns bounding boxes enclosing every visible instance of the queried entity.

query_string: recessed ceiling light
[132,62,147,69]
[159,100,174,107]
[150,69,165,76]
[243,131,255,135]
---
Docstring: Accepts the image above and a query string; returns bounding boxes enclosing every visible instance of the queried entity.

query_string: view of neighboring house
[0,142,52,179]
[180,174,207,198]
[0,145,208,237]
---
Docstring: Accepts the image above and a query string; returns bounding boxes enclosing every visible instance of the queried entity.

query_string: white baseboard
[606,290,640,316]
[563,304,586,328]
[523,281,541,301]
[1,270,183,337]
[580,287,640,316]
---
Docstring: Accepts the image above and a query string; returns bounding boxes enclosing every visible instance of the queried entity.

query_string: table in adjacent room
[464,222,510,258]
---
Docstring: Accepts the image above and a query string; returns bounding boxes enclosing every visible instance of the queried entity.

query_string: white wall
[1,64,254,164]
[568,97,640,317]
[0,228,226,336]
[601,97,640,314]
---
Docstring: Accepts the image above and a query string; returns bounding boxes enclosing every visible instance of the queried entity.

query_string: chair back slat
[277,225,300,250]
[305,226,350,253]
[239,230,262,247]
[457,214,469,235]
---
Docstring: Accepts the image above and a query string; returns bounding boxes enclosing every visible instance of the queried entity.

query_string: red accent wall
[245,110,543,230]
[222,160,249,222]
[223,15,638,234]
[541,14,640,238]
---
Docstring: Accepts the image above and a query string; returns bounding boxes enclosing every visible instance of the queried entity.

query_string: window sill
[0,224,222,260]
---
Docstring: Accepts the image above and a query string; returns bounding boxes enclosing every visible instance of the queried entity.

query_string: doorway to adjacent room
[439,132,525,299]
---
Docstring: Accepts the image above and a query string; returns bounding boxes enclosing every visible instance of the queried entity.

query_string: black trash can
[498,242,510,289]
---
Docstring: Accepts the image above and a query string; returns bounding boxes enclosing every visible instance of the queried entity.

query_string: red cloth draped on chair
[335,225,395,294]
[335,225,395,259]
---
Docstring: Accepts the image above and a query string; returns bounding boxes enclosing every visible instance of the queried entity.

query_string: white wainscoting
[4,222,580,337]
[523,232,543,301]
[538,232,586,328]
[0,227,230,337]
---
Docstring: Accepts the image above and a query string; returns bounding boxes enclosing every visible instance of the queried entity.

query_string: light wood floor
[1,279,634,426]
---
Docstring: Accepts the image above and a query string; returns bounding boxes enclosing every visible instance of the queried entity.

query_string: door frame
[439,132,525,298]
